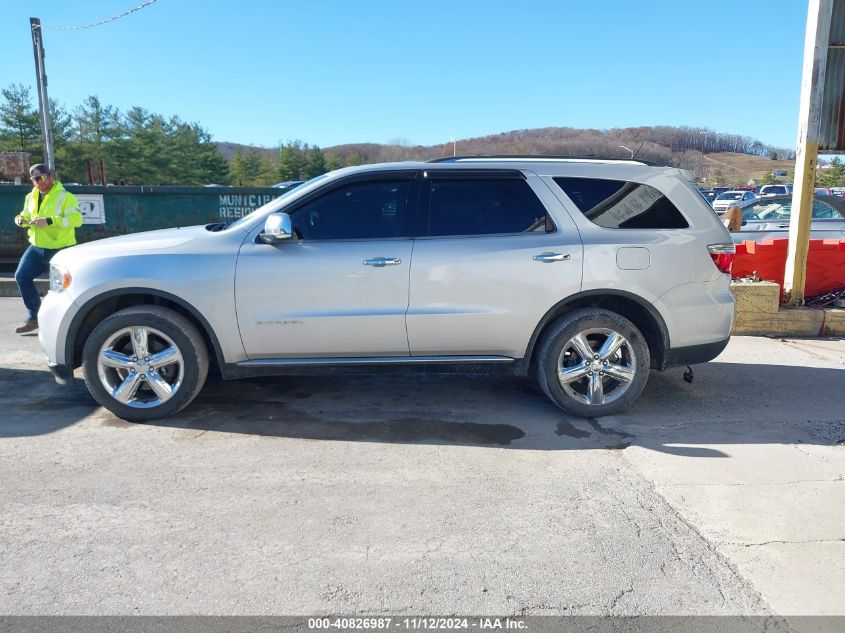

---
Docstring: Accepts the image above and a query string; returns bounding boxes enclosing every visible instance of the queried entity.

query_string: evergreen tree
[104,110,131,184]
[277,141,305,181]
[1,83,232,185]
[257,155,276,185]
[166,118,227,184]
[0,83,40,153]
[198,137,230,185]
[818,157,845,188]
[49,98,82,181]
[74,95,123,183]
[76,96,118,160]
[303,146,326,179]
[168,117,202,184]
[121,108,171,184]
[325,155,344,172]
[230,149,263,186]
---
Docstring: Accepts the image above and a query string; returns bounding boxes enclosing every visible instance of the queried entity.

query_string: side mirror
[260,212,293,244]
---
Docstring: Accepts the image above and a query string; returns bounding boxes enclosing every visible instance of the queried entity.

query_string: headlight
[49,263,72,293]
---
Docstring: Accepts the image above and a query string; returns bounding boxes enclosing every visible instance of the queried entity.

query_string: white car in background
[731,194,845,242]
[758,184,793,197]
[712,190,757,214]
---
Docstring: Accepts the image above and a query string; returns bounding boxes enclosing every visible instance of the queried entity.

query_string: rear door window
[421,176,552,237]
[553,177,689,229]
[762,185,787,195]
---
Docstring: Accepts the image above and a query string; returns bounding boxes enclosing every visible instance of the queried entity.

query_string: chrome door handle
[363,257,402,267]
[533,252,570,263]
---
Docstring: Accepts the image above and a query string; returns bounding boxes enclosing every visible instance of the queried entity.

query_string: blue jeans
[14,245,59,321]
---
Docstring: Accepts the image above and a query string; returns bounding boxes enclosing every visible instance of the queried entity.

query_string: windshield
[217,174,330,231]
[717,192,742,201]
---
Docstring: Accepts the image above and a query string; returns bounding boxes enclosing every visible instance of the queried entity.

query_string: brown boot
[14,319,38,334]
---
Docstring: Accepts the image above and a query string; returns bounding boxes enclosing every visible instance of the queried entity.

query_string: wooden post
[784,0,834,305]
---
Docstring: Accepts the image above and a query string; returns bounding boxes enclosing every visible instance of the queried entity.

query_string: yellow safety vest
[20,182,83,250]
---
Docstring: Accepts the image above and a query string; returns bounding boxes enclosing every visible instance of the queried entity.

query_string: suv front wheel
[82,305,209,421]
[536,308,650,417]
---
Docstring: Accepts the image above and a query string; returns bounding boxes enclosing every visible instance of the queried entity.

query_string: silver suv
[39,157,736,421]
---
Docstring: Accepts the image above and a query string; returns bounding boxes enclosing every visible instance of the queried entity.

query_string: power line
[40,0,158,32]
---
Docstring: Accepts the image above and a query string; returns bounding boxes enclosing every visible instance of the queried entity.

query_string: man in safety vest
[12,164,82,334]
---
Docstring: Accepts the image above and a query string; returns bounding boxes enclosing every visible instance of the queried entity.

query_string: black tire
[82,305,209,422]
[536,308,650,417]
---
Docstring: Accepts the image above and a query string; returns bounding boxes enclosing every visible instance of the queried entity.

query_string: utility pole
[783,0,834,305]
[30,17,55,171]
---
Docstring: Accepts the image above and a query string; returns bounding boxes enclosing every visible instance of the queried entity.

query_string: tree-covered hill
[2,81,795,187]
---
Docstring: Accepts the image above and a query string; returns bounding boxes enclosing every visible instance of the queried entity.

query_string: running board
[237,356,514,367]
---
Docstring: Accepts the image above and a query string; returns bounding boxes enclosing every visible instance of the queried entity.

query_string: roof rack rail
[426,154,662,167]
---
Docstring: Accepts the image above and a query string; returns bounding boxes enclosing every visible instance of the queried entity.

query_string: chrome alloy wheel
[97,326,185,409]
[555,327,636,406]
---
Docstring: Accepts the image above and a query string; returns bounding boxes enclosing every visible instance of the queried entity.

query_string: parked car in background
[698,188,718,205]
[759,184,793,197]
[38,157,735,421]
[712,190,757,214]
[272,180,305,189]
[814,187,834,195]
[731,194,845,242]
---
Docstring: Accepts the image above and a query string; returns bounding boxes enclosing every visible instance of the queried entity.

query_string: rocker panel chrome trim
[237,356,514,367]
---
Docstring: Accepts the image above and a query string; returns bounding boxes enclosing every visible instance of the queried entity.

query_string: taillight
[708,243,736,274]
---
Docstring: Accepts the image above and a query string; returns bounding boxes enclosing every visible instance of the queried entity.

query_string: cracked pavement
[0,298,842,615]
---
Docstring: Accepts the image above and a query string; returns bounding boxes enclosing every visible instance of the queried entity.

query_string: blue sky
[1,0,809,151]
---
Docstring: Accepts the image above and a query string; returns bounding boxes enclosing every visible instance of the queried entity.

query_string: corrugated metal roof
[820,0,845,150]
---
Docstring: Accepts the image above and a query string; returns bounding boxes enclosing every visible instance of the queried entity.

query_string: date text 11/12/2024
[307,617,527,630]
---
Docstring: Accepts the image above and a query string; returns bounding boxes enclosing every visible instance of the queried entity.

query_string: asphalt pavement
[0,297,842,618]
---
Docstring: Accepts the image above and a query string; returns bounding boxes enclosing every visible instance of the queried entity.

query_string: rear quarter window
[762,186,787,195]
[553,177,689,229]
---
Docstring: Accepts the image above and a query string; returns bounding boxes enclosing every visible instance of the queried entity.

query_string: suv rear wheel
[82,306,209,421]
[536,308,650,417]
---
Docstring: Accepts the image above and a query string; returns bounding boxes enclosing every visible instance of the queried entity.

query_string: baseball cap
[29,164,54,178]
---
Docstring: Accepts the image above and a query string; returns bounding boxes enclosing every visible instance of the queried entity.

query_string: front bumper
[37,288,79,373]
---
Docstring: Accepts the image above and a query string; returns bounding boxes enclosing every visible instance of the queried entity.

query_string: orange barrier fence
[733,238,845,298]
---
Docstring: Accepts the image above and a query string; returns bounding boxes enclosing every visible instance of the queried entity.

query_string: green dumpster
[0,184,291,265]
